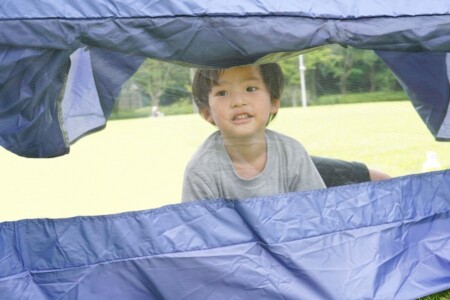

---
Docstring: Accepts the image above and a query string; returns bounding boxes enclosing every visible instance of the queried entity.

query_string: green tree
[303,46,401,97]
[279,56,300,107]
[279,47,340,106]
[131,59,190,108]
[302,46,341,100]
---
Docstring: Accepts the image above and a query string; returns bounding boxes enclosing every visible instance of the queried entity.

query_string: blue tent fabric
[0,170,449,299]
[0,0,450,157]
[1,2,450,299]
[0,48,72,157]
[1,2,450,157]
[61,48,144,143]
[1,0,450,19]
[377,51,450,140]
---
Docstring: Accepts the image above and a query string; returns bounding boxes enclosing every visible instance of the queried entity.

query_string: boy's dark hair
[192,63,284,123]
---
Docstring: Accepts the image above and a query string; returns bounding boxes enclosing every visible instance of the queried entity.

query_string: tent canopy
[1,0,450,157]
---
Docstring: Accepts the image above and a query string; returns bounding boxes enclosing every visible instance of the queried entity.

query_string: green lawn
[421,289,450,300]
[1,101,448,221]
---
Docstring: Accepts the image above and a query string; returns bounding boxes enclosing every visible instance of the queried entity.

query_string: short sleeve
[181,169,217,202]
[283,137,326,192]
[294,151,326,191]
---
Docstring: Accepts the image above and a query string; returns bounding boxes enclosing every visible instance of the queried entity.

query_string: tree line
[116,45,404,113]
[278,45,403,107]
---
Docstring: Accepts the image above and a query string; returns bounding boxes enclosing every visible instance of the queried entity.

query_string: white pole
[299,55,307,107]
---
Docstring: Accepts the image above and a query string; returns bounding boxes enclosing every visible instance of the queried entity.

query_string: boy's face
[202,65,280,140]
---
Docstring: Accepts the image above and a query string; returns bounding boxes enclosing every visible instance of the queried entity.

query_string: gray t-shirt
[182,129,325,202]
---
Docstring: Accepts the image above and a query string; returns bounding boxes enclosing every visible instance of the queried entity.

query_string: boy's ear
[270,98,281,113]
[201,107,215,124]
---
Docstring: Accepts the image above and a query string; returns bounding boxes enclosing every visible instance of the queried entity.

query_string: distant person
[182,63,325,202]
[151,106,164,117]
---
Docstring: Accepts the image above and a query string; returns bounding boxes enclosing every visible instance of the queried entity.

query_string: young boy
[181,63,325,202]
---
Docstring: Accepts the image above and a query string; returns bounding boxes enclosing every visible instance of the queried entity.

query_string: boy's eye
[246,86,257,92]
[215,90,228,96]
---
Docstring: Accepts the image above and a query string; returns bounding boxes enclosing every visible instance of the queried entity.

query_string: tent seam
[7,210,449,275]
[0,13,450,22]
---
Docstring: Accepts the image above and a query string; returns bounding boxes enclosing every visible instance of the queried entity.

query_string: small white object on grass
[422,151,441,172]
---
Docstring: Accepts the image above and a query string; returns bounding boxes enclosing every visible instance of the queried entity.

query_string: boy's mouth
[232,113,252,121]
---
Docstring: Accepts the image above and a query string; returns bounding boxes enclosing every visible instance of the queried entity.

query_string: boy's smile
[232,112,252,121]
[231,111,254,125]
[202,65,280,141]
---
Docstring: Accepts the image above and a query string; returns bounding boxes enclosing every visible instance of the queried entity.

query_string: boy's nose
[230,92,246,107]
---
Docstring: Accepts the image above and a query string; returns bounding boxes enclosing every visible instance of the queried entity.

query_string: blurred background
[1,46,448,221]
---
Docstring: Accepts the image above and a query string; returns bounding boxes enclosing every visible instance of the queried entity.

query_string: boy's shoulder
[185,131,225,171]
[265,129,309,162]
[193,130,222,155]
[265,129,304,148]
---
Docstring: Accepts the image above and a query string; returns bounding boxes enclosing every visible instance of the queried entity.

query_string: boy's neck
[222,134,268,179]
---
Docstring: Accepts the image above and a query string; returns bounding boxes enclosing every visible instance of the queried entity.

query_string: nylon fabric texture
[0,171,449,299]
[1,5,450,156]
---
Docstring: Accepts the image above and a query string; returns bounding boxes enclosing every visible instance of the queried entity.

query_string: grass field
[0,101,449,222]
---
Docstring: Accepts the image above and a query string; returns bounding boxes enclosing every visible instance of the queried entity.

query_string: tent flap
[377,51,450,140]
[0,48,71,157]
[1,170,449,299]
[1,3,450,156]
